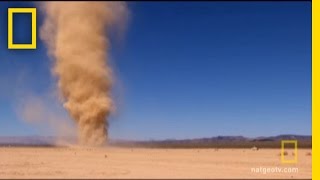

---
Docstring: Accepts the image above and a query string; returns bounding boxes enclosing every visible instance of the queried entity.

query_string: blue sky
[0,2,311,140]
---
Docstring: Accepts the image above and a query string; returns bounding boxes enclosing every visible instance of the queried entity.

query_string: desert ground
[0,147,311,179]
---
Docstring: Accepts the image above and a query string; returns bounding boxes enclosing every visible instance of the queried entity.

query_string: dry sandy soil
[0,147,311,179]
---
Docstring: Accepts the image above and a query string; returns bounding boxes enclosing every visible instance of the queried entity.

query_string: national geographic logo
[8,8,37,49]
[281,140,298,164]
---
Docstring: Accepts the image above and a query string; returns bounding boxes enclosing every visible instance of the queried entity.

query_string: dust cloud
[40,2,128,146]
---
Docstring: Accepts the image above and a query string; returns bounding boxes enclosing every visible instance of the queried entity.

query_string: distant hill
[110,134,311,149]
[252,134,311,141]
[0,136,74,147]
[0,135,311,148]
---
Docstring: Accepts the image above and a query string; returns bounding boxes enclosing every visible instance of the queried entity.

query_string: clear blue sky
[0,2,311,140]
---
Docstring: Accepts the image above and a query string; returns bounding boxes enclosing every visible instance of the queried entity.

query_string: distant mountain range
[0,135,311,148]
[0,136,72,147]
[109,134,311,148]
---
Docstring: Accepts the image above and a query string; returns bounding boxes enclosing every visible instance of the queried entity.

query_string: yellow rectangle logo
[281,140,298,164]
[8,8,37,49]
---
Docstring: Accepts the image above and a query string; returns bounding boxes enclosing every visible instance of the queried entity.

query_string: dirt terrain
[0,147,311,179]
